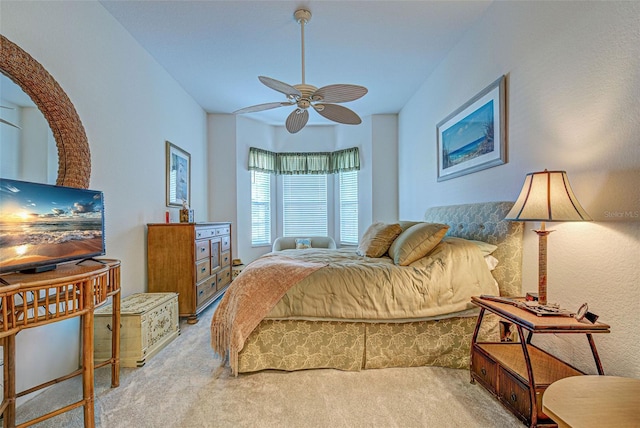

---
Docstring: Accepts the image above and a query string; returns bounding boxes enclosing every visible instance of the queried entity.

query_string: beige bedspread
[266,237,499,322]
[211,254,327,375]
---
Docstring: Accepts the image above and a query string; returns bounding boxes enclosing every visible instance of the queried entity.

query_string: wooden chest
[95,292,180,367]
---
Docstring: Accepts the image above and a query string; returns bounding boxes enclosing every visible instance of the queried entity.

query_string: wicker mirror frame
[0,35,90,189]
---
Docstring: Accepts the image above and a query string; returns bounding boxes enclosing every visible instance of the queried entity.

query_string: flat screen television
[0,178,106,274]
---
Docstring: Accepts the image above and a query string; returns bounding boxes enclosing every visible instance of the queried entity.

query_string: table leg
[516,324,538,428]
[111,291,120,387]
[3,335,15,428]
[82,310,95,428]
[469,308,486,384]
[587,333,605,375]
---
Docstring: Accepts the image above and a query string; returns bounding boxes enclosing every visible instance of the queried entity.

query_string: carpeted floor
[16,301,522,427]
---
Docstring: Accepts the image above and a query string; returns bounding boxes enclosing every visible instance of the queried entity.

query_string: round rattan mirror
[0,34,90,188]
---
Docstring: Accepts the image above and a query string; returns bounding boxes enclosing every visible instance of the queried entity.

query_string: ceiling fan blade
[312,84,368,103]
[0,117,21,129]
[313,103,362,125]
[285,108,309,134]
[259,76,302,98]
[233,101,293,114]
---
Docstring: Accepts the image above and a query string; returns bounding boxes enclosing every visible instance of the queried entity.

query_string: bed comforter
[266,237,498,322]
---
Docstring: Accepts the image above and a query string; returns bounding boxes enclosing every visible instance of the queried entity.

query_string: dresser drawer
[221,235,231,252]
[220,251,231,268]
[216,226,231,236]
[471,347,497,393]
[498,368,531,421]
[195,240,210,261]
[217,267,231,290]
[196,276,217,306]
[195,227,216,240]
[195,258,210,282]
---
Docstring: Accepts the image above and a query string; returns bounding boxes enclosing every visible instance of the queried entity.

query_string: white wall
[399,1,640,377]
[1,0,208,401]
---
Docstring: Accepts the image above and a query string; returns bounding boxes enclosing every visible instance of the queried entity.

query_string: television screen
[0,178,105,274]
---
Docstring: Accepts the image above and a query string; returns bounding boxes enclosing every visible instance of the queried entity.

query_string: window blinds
[282,174,328,237]
[339,170,358,245]
[250,170,271,245]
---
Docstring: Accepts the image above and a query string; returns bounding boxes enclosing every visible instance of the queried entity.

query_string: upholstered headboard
[424,201,523,297]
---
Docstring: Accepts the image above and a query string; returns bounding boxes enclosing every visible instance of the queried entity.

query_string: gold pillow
[357,222,403,258]
[388,222,450,266]
[398,220,421,231]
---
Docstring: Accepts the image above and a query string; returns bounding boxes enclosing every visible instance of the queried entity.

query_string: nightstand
[470,296,610,427]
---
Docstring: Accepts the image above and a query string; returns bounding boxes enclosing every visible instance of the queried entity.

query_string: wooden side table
[542,376,640,427]
[0,259,121,428]
[470,296,610,427]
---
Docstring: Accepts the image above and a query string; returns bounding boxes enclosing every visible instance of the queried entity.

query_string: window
[282,174,328,237]
[251,170,271,245]
[339,170,358,245]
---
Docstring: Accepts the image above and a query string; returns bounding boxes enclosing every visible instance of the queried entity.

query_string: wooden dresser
[147,222,232,323]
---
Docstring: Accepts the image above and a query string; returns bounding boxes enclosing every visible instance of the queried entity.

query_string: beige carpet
[16,301,522,427]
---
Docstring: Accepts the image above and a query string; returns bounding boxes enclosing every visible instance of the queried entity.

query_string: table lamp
[505,170,592,306]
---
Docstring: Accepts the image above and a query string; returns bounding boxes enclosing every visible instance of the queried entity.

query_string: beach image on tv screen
[0,179,104,271]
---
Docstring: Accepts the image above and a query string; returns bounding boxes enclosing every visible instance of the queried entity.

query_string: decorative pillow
[357,222,403,258]
[398,220,421,232]
[295,238,312,249]
[468,240,498,256]
[388,222,450,266]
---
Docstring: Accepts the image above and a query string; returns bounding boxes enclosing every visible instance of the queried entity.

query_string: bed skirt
[237,314,499,373]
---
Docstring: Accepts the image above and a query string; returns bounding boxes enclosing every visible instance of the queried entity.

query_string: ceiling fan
[233,9,367,134]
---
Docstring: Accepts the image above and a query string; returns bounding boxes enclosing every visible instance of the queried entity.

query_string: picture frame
[436,75,507,181]
[166,141,191,207]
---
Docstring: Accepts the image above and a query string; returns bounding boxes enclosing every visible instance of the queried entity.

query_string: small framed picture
[166,141,191,207]
[437,76,507,181]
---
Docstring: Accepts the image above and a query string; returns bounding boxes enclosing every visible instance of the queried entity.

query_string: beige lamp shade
[505,170,591,306]
[505,170,592,222]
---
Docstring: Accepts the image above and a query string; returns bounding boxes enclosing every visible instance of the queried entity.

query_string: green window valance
[248,146,360,175]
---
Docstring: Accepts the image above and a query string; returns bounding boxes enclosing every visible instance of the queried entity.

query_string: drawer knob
[510,392,517,402]
[481,367,487,376]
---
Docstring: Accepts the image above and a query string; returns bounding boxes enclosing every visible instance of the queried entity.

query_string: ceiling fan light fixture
[234,8,367,133]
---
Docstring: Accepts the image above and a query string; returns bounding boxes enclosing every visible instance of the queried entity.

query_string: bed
[212,201,523,375]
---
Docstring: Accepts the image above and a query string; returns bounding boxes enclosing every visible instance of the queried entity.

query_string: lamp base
[533,223,554,306]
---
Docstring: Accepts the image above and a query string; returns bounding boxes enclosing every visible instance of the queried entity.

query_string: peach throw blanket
[211,253,327,375]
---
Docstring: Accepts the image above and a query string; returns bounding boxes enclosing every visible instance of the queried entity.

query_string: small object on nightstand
[525,292,538,301]
[575,302,599,324]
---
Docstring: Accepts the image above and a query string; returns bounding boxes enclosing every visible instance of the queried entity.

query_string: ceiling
[99,1,492,127]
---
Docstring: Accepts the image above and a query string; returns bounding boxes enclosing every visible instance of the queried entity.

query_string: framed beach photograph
[166,141,191,207]
[436,75,507,181]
